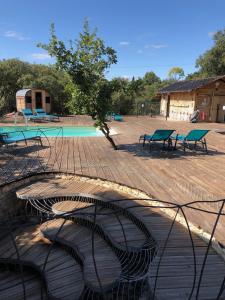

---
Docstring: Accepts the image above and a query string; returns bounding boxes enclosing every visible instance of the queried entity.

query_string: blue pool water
[0,126,103,138]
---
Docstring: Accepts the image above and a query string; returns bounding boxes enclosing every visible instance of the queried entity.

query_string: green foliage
[38,20,118,148]
[0,59,30,113]
[143,71,161,85]
[109,72,162,115]
[185,72,206,80]
[110,78,134,114]
[38,21,117,119]
[168,67,185,80]
[196,29,225,76]
[0,59,72,114]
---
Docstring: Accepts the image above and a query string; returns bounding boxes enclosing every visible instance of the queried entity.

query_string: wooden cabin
[16,89,51,113]
[158,76,225,122]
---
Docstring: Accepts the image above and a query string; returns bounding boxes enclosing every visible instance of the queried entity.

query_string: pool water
[0,126,103,138]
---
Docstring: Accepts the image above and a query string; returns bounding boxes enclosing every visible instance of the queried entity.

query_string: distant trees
[143,72,161,85]
[109,71,171,115]
[0,59,29,113]
[0,59,71,114]
[2,25,225,123]
[168,67,185,81]
[196,29,225,76]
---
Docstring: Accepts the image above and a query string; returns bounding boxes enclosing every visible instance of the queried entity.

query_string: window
[46,96,51,104]
[25,96,32,104]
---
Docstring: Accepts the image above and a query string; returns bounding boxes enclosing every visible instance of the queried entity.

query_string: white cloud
[31,53,51,60]
[4,30,29,41]
[145,43,168,49]
[119,41,130,46]
[208,31,216,38]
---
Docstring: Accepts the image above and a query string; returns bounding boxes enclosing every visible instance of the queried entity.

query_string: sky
[0,0,225,80]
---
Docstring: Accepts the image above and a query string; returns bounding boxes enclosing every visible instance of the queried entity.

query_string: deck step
[0,224,84,300]
[0,269,47,300]
[51,200,158,279]
[40,218,122,290]
[52,200,149,249]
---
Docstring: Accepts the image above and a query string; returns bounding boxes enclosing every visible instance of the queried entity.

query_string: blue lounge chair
[114,114,123,122]
[139,129,175,151]
[0,129,43,146]
[172,129,210,152]
[34,109,59,121]
[22,108,42,121]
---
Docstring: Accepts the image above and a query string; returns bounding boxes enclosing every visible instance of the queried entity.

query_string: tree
[19,64,71,114]
[0,59,73,115]
[185,72,205,80]
[110,77,133,114]
[38,21,118,149]
[143,71,161,85]
[196,29,225,76]
[168,67,185,81]
[0,59,30,113]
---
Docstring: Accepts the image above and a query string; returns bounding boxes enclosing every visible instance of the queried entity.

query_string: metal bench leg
[143,138,146,147]
[202,138,208,153]
[39,137,43,147]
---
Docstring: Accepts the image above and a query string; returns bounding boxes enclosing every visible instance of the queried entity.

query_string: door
[213,96,225,122]
[35,92,42,108]
[166,95,170,120]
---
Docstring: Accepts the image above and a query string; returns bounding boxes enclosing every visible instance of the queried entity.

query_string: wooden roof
[159,75,225,94]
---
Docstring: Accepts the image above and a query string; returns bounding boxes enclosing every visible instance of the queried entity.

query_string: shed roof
[159,75,225,94]
[16,89,31,97]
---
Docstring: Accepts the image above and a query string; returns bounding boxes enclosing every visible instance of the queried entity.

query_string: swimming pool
[0,126,103,137]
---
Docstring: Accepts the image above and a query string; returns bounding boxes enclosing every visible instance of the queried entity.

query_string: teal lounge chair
[0,130,42,146]
[22,108,42,121]
[114,114,123,122]
[139,129,175,151]
[172,129,210,152]
[34,109,59,121]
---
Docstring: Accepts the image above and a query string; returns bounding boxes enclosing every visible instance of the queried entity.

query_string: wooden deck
[1,116,225,241]
[1,115,225,299]
[15,115,224,244]
[16,177,225,299]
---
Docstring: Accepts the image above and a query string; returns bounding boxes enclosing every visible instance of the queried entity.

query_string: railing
[0,193,224,299]
[0,126,64,184]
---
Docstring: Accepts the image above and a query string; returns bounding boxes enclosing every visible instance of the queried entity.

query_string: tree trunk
[101,122,118,150]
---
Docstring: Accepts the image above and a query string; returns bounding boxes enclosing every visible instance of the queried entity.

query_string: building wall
[16,96,26,112]
[196,81,225,122]
[160,80,225,122]
[160,92,195,121]
[160,96,168,117]
[16,89,51,113]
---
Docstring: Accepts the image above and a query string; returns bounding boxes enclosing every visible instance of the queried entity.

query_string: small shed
[158,76,225,122]
[16,89,51,113]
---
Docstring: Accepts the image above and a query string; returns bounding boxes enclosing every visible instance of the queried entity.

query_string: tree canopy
[168,67,185,81]
[196,29,225,76]
[0,59,71,115]
[38,20,118,149]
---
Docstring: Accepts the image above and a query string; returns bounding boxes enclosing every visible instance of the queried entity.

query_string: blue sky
[0,0,225,79]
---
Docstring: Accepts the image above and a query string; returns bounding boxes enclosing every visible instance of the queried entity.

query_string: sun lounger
[22,108,43,121]
[172,129,210,152]
[139,129,175,151]
[114,114,123,122]
[34,109,59,121]
[0,130,43,146]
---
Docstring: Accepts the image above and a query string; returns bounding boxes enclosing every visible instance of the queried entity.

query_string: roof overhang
[16,89,31,97]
